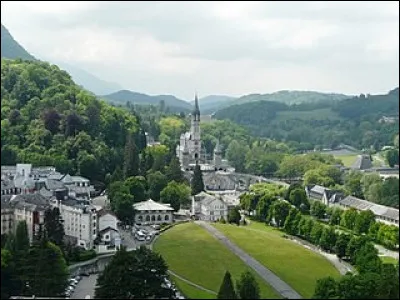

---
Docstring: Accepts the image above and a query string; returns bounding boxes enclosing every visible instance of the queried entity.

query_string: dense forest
[1,58,141,185]
[214,89,399,151]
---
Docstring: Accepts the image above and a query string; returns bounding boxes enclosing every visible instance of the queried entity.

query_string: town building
[192,191,229,222]
[133,199,174,225]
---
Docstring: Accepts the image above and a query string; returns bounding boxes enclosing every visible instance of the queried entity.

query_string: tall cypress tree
[123,133,140,178]
[236,271,260,299]
[15,221,30,252]
[191,164,204,195]
[217,271,237,299]
[44,207,65,248]
[166,156,184,183]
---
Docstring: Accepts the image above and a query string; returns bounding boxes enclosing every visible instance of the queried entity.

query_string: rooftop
[133,199,174,211]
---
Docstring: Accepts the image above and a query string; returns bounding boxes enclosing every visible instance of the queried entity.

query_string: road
[196,221,302,299]
[71,274,98,299]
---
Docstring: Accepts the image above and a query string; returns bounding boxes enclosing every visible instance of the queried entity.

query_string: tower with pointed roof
[190,93,201,164]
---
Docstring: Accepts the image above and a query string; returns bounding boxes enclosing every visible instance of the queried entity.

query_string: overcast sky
[2,1,399,100]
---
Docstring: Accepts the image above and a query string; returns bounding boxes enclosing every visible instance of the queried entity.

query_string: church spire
[192,92,200,116]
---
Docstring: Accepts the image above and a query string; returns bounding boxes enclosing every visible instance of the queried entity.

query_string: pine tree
[44,207,65,248]
[191,164,204,195]
[217,271,237,299]
[236,271,260,299]
[15,220,30,252]
[166,156,184,183]
[123,133,140,178]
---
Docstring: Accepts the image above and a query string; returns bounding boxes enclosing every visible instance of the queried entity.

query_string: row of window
[137,214,170,222]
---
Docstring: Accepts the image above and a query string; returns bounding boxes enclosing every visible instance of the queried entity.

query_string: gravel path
[196,221,302,299]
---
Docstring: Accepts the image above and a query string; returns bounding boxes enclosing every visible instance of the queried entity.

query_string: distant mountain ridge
[100,90,193,112]
[192,95,237,114]
[1,24,122,95]
[1,24,36,60]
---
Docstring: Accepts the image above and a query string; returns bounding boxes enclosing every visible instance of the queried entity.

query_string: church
[176,94,224,171]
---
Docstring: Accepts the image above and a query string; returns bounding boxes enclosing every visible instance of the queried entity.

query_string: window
[105,235,109,239]
[138,215,143,222]
[146,215,150,222]
[151,215,156,221]
[165,215,169,221]
[157,215,162,221]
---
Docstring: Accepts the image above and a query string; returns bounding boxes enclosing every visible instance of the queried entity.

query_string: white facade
[192,192,228,222]
[52,200,97,250]
[98,211,118,232]
[133,199,174,225]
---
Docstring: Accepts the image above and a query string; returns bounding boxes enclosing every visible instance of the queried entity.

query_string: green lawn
[335,154,358,167]
[170,275,216,299]
[153,222,280,299]
[380,256,399,265]
[213,222,341,298]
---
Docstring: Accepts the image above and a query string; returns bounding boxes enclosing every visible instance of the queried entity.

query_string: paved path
[196,221,302,299]
[168,270,217,295]
[71,274,98,299]
[375,244,399,260]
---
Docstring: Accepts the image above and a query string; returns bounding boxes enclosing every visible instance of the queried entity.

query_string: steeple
[192,92,200,116]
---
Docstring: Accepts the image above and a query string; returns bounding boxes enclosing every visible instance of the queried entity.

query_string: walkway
[196,221,302,299]
[168,270,217,295]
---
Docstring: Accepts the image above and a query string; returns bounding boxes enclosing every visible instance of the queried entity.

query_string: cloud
[1,1,398,99]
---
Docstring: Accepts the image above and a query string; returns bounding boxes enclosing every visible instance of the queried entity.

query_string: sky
[1,1,399,100]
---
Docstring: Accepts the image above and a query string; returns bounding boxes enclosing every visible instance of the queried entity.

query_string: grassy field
[170,275,215,299]
[276,108,343,121]
[213,222,341,298]
[335,154,358,167]
[380,256,399,265]
[153,222,280,299]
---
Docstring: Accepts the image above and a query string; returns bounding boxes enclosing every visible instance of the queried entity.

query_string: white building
[52,199,97,250]
[192,191,228,222]
[97,209,118,232]
[133,199,174,225]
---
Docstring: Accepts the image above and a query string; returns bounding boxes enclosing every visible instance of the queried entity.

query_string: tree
[217,271,237,299]
[313,276,337,299]
[310,222,324,245]
[354,210,375,234]
[378,263,399,299]
[328,208,342,226]
[319,227,337,252]
[125,176,147,203]
[191,164,204,195]
[288,188,308,210]
[228,207,241,225]
[335,234,351,259]
[284,183,303,201]
[226,140,249,172]
[95,246,174,299]
[269,200,291,227]
[15,220,30,253]
[147,171,168,201]
[236,271,260,299]
[255,193,275,221]
[123,133,140,178]
[160,181,191,211]
[23,239,69,297]
[113,192,135,225]
[310,201,326,219]
[44,207,65,248]
[340,208,358,230]
[344,170,364,198]
[354,242,382,274]
[283,207,301,235]
[165,156,184,183]
[385,149,399,167]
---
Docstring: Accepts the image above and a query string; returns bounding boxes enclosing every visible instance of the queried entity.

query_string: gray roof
[11,193,51,212]
[351,155,372,170]
[133,199,174,211]
[310,185,329,195]
[1,179,15,191]
[203,173,236,190]
[45,179,66,191]
[339,196,399,221]
[1,195,13,209]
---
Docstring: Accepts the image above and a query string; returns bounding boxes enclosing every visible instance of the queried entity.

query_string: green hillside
[1,59,140,184]
[214,89,399,150]
[101,90,192,113]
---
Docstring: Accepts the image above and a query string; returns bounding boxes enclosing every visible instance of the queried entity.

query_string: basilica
[176,94,225,171]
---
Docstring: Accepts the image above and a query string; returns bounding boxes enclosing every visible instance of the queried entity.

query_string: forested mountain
[1,59,141,184]
[100,90,192,113]
[1,24,36,61]
[191,95,236,114]
[232,90,351,106]
[214,89,399,151]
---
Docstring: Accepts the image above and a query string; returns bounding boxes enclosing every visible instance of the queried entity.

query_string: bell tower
[190,93,201,164]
